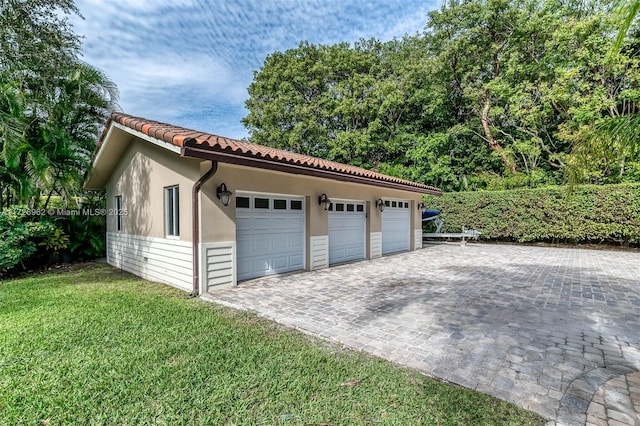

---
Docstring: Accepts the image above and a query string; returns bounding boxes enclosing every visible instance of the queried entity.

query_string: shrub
[59,212,106,261]
[424,183,640,245]
[46,193,106,261]
[0,194,106,274]
[0,207,60,272]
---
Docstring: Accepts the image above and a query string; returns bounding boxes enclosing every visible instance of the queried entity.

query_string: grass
[0,264,544,425]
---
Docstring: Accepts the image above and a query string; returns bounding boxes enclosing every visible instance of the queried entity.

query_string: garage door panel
[252,259,270,273]
[289,236,303,248]
[272,236,288,250]
[328,201,366,265]
[271,217,290,229]
[272,256,287,269]
[252,217,272,230]
[236,220,251,232]
[253,237,270,252]
[330,245,364,264]
[290,254,304,268]
[331,250,345,262]
[237,262,250,277]
[285,217,304,228]
[237,239,250,252]
[382,200,410,255]
[236,194,305,281]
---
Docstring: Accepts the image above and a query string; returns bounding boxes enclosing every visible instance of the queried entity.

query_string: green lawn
[0,264,544,425]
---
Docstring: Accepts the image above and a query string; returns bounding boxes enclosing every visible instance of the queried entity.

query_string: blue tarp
[421,209,440,221]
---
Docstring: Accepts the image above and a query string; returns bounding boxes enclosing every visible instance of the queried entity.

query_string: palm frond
[569,114,640,184]
[613,0,640,53]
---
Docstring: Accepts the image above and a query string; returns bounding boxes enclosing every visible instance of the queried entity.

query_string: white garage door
[236,194,305,281]
[328,201,366,265]
[382,199,411,255]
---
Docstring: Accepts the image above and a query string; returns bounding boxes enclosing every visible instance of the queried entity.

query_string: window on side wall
[115,195,123,232]
[165,185,179,237]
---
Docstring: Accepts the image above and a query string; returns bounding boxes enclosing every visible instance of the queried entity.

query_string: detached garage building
[85,113,441,295]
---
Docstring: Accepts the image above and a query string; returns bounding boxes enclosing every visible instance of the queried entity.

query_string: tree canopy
[568,0,640,184]
[243,0,640,191]
[0,0,118,208]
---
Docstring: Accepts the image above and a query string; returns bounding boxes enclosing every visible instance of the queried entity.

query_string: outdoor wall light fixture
[418,202,426,210]
[318,193,331,211]
[376,199,385,212]
[216,183,233,207]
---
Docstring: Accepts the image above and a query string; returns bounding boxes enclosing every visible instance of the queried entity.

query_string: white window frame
[164,185,180,238]
[115,195,123,232]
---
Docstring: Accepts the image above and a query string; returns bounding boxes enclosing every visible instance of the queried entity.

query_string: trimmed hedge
[425,183,640,245]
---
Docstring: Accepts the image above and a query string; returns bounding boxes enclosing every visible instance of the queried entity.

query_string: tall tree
[0,0,118,207]
[426,0,523,172]
[567,0,640,183]
[243,40,384,165]
[243,0,639,190]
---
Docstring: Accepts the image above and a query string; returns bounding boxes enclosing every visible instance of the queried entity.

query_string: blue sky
[73,0,440,139]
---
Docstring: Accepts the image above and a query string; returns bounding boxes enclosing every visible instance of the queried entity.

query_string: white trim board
[414,229,423,250]
[310,235,329,270]
[200,242,236,292]
[370,232,382,258]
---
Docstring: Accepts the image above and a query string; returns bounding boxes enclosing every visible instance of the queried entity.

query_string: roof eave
[181,145,442,195]
[83,120,116,190]
[84,120,186,190]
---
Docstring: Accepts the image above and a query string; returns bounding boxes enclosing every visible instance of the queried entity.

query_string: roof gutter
[189,158,218,297]
[181,146,441,196]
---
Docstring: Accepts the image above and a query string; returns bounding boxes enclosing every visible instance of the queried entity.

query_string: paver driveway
[204,243,640,425]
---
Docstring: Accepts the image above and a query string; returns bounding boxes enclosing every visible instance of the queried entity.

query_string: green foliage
[0,193,106,273]
[38,228,69,251]
[0,0,118,209]
[613,0,640,52]
[425,183,640,244]
[61,214,105,260]
[59,192,106,260]
[243,0,640,190]
[0,206,57,271]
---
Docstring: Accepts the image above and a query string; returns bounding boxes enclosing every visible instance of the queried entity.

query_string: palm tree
[0,80,32,207]
[569,1,639,184]
[39,61,119,208]
[613,0,640,52]
[0,1,118,208]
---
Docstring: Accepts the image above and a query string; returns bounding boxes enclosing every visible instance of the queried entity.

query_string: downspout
[190,161,218,297]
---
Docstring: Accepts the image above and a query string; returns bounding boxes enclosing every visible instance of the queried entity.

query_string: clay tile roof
[98,112,441,195]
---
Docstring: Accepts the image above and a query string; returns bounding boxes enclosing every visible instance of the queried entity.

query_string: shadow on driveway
[206,244,640,424]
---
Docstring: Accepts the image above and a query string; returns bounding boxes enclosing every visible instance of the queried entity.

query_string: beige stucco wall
[104,135,427,264]
[105,138,200,241]
[199,161,425,266]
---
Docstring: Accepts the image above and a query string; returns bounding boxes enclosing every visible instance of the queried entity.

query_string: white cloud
[73,0,441,138]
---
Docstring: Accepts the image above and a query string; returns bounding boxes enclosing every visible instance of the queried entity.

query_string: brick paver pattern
[204,243,640,425]
[586,372,640,426]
